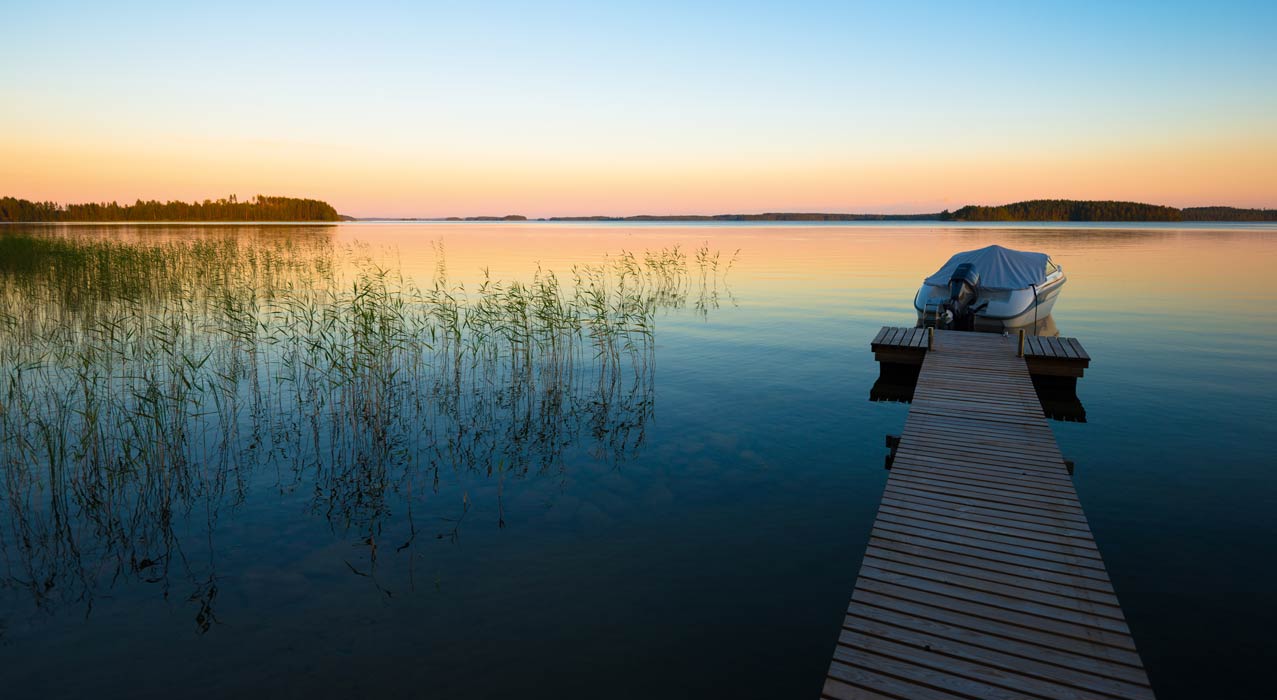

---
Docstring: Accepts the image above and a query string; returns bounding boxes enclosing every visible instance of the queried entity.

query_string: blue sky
[2,1,1274,215]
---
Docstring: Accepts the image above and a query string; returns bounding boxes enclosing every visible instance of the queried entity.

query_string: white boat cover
[923,244,1050,291]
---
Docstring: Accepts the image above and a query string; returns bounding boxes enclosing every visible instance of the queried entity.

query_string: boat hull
[914,274,1066,331]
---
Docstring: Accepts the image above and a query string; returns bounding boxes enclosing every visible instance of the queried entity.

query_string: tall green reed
[0,228,732,628]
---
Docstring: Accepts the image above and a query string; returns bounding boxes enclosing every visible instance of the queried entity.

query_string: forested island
[0,195,341,222]
[942,200,1276,222]
[944,200,1181,221]
[1180,206,1277,222]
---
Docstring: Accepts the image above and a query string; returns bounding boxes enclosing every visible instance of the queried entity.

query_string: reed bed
[0,229,731,624]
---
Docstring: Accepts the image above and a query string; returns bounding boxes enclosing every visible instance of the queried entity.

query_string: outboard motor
[937,262,981,331]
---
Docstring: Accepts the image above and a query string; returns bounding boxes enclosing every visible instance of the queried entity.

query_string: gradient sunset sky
[2,1,1274,218]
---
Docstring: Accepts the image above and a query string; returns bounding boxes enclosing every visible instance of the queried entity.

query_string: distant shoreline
[5,196,1275,223]
[352,200,1277,223]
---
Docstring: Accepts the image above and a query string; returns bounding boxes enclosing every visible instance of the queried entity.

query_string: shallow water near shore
[1,221,1275,699]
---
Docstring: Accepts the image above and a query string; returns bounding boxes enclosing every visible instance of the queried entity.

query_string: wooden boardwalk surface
[825,329,1153,699]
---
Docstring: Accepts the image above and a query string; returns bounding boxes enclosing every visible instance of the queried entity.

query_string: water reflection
[1033,377,1088,422]
[4,222,1275,698]
[0,230,729,632]
[868,364,918,404]
[1009,314,1058,338]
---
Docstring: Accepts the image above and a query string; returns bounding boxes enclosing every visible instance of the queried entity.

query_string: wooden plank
[879,477,1088,520]
[1066,337,1091,361]
[898,432,1065,462]
[1055,337,1080,359]
[878,496,1095,540]
[828,329,1152,698]
[852,577,1136,649]
[858,558,1124,625]
[888,456,1072,488]
[845,602,1149,687]
[866,536,1115,597]
[895,435,1062,464]
[851,589,1144,668]
[870,521,1107,575]
[868,529,1108,582]
[896,431,1066,459]
[826,656,981,700]
[876,504,1098,552]
[890,450,1069,478]
[882,487,1089,529]
[870,326,890,346]
[887,466,1084,505]
[842,612,1154,699]
[872,512,1103,562]
[837,626,1135,700]
[881,484,1091,528]
[902,416,1056,440]
[865,542,1121,603]
[903,413,1057,437]
[832,639,1044,700]
[903,412,1055,433]
[888,458,1076,493]
[822,675,925,700]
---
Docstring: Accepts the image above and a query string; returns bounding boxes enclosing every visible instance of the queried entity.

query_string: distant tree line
[944,199,1277,222]
[0,195,341,222]
[1181,206,1277,222]
[944,200,1182,222]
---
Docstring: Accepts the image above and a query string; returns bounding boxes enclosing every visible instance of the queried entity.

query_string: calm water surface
[2,222,1275,698]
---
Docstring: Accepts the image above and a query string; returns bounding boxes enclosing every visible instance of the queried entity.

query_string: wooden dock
[824,328,1153,699]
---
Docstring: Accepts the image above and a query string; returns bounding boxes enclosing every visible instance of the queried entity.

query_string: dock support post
[1017,329,1025,357]
[927,326,934,350]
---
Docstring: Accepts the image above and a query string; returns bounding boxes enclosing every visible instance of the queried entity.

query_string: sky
[1,1,1274,217]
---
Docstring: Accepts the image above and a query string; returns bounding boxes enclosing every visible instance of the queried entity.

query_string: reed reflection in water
[0,229,734,632]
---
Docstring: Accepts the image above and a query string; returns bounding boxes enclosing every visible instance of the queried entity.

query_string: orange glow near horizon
[5,128,1276,218]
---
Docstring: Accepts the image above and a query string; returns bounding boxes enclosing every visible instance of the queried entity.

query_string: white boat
[914,244,1066,331]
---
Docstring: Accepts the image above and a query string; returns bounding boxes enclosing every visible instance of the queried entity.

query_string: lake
[1,221,1274,699]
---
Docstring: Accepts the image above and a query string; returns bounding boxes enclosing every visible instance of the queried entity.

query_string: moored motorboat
[914,244,1065,331]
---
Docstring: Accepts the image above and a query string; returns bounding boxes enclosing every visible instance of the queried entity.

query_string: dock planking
[872,326,1091,380]
[824,328,1153,699]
